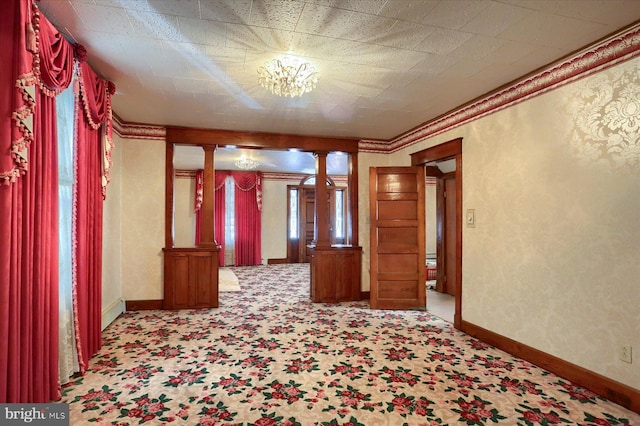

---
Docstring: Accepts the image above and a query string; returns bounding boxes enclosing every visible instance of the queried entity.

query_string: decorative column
[313,151,331,248]
[199,145,217,248]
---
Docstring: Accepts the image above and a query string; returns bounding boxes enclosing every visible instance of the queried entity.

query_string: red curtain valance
[231,171,262,211]
[2,0,35,185]
[194,170,230,213]
[76,58,116,199]
[33,8,74,96]
[77,61,109,129]
[2,1,81,186]
[216,170,231,188]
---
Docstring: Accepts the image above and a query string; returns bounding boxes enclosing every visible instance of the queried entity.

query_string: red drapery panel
[232,171,262,266]
[74,59,113,372]
[194,171,228,265]
[214,171,228,266]
[194,169,203,246]
[1,0,74,402]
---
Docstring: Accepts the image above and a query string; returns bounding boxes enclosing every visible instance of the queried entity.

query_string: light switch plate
[466,209,475,227]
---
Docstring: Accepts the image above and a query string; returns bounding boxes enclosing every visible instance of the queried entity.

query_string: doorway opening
[411,138,462,329]
[286,175,347,263]
[425,160,456,323]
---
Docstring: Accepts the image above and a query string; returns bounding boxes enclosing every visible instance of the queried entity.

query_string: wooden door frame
[440,172,456,296]
[410,138,462,329]
[286,181,348,263]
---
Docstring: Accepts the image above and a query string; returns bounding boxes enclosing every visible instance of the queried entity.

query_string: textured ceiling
[38,0,640,143]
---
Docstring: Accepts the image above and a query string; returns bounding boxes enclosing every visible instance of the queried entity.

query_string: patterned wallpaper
[120,138,166,301]
[389,57,640,389]
[101,133,122,310]
[564,63,640,170]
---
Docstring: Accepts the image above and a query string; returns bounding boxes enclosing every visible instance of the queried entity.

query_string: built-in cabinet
[309,245,362,302]
[163,248,220,309]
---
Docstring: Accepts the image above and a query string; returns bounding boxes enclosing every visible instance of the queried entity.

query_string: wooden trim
[126,300,163,311]
[410,137,463,329]
[461,320,640,414]
[165,126,360,153]
[454,153,462,329]
[165,142,174,248]
[410,138,462,165]
[348,153,358,246]
[435,177,444,293]
[360,291,370,300]
[267,258,290,264]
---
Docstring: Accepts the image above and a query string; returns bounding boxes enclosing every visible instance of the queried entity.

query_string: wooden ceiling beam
[166,126,360,153]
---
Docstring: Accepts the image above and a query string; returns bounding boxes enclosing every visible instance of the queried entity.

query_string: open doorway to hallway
[410,137,462,328]
[425,158,456,323]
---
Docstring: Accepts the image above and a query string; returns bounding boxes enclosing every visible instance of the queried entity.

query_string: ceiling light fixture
[235,154,259,170]
[257,57,318,97]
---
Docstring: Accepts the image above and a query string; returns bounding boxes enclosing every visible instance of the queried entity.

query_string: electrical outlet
[620,345,632,363]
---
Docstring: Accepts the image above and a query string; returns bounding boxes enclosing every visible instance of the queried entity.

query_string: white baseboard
[102,298,125,330]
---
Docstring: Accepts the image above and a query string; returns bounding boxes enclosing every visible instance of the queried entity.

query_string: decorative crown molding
[385,24,640,153]
[113,115,166,140]
[110,25,640,154]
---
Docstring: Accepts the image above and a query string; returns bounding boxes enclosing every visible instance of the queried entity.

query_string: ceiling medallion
[257,57,318,97]
[235,155,259,170]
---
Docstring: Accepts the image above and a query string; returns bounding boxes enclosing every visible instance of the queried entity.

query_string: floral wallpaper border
[360,25,640,153]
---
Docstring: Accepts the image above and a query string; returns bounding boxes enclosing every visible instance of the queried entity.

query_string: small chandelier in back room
[257,56,318,98]
[235,154,259,170]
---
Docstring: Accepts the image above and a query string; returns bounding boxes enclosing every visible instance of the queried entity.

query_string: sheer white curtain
[56,81,79,383]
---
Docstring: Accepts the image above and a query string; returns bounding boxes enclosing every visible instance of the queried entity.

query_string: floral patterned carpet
[62,264,639,425]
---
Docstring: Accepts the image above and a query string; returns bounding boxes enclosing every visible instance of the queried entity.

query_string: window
[335,189,344,240]
[289,187,298,239]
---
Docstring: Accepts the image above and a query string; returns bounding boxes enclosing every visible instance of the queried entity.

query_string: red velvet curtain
[232,171,262,266]
[0,0,74,402]
[214,171,229,266]
[194,171,228,265]
[74,59,113,372]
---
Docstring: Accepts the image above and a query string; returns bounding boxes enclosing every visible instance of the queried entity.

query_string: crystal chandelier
[257,57,318,97]
[235,154,259,170]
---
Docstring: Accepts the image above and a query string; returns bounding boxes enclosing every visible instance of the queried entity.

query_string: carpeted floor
[62,264,639,425]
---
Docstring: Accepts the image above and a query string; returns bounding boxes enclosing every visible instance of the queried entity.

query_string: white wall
[381,57,640,389]
[121,138,165,301]
[174,176,196,248]
[357,152,389,292]
[261,179,292,262]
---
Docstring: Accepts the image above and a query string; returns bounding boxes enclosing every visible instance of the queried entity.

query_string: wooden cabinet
[309,245,362,302]
[163,248,219,309]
